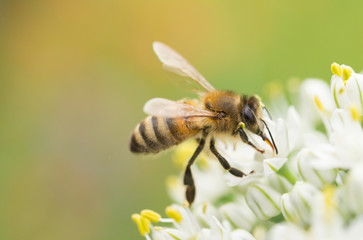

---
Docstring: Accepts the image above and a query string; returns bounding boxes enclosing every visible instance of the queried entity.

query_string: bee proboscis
[130,42,278,205]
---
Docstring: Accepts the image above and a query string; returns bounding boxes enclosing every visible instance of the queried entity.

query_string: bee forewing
[143,98,217,119]
[153,42,216,92]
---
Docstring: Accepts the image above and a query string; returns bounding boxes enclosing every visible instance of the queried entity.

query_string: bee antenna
[262,106,273,120]
[261,119,278,155]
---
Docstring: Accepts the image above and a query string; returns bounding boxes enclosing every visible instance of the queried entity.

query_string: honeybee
[130,42,278,205]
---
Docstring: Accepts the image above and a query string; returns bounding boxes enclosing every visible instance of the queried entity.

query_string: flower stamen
[166,206,183,223]
[342,66,353,82]
[331,62,343,76]
[132,213,151,236]
[322,185,335,222]
[349,105,361,121]
[314,95,324,112]
[141,209,161,223]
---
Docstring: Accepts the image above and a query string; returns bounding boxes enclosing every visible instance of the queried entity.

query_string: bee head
[241,96,263,134]
[240,95,278,154]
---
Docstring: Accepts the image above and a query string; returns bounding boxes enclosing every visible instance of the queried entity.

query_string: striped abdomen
[130,116,200,153]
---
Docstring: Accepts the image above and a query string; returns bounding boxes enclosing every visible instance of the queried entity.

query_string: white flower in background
[280,181,319,228]
[340,163,363,216]
[269,185,363,240]
[246,182,281,220]
[296,149,337,188]
[331,63,363,115]
[328,109,363,169]
[132,63,363,240]
[299,78,335,129]
[220,198,257,232]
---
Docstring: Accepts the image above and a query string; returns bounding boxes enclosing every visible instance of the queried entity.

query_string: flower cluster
[131,63,363,240]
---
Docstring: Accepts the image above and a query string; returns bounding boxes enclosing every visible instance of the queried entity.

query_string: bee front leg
[183,137,205,206]
[210,138,251,177]
[238,128,265,154]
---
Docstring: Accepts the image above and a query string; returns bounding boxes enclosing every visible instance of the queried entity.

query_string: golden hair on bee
[130,42,278,206]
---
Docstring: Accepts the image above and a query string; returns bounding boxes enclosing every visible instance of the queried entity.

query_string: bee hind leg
[183,137,206,206]
[210,138,252,177]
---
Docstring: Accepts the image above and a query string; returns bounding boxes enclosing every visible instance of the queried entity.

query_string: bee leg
[183,137,206,206]
[238,128,265,154]
[210,138,249,177]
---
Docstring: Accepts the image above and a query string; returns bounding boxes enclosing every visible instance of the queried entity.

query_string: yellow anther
[342,66,353,81]
[141,217,151,234]
[131,214,151,236]
[131,213,140,223]
[165,206,182,223]
[141,209,161,223]
[331,62,342,77]
[322,185,335,221]
[238,122,245,129]
[202,202,208,214]
[323,185,334,205]
[349,105,361,121]
[314,96,324,112]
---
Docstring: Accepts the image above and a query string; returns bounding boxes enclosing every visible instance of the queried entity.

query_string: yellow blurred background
[1,0,363,239]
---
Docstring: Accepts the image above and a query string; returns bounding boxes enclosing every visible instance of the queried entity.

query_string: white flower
[246,182,281,220]
[299,79,335,129]
[304,108,363,170]
[267,217,363,240]
[328,109,363,168]
[269,186,363,240]
[220,198,257,232]
[341,163,363,216]
[280,181,319,227]
[265,173,293,194]
[331,63,363,115]
[296,149,338,188]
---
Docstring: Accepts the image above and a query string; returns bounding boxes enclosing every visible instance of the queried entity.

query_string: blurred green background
[1,0,363,239]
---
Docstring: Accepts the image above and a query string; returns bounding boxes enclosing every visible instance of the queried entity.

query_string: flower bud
[296,149,337,189]
[280,182,319,227]
[220,198,257,231]
[344,163,363,215]
[266,174,293,194]
[246,183,281,220]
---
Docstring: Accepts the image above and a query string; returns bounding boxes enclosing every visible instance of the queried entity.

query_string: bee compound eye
[243,108,256,125]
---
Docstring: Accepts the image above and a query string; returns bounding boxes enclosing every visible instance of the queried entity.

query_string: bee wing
[153,42,216,92]
[143,98,217,119]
